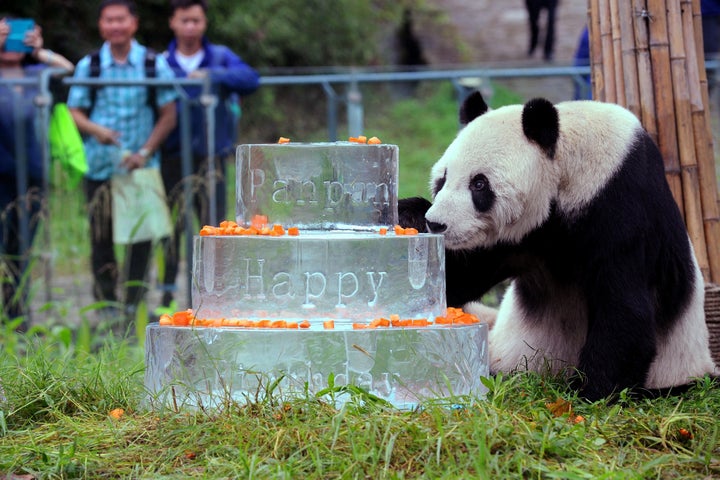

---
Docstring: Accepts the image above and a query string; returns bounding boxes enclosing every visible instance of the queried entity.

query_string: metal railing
[4,62,715,313]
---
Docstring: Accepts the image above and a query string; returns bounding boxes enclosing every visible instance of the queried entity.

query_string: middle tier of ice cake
[236,143,398,230]
[192,231,445,322]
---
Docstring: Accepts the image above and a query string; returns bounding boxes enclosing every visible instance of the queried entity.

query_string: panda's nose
[426,220,446,234]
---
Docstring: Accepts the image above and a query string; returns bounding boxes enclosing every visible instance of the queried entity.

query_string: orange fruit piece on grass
[109,408,125,419]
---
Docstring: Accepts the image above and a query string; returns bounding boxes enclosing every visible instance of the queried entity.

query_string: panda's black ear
[459,91,489,125]
[522,98,559,158]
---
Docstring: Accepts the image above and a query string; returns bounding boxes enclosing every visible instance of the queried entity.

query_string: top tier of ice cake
[236,143,398,230]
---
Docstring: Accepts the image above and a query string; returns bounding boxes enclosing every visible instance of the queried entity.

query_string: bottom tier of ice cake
[144,322,488,410]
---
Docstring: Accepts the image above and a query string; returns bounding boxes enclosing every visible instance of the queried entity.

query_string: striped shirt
[67,40,178,181]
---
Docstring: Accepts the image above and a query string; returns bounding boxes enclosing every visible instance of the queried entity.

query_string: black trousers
[84,178,152,308]
[159,153,226,294]
[525,0,558,60]
[1,174,43,329]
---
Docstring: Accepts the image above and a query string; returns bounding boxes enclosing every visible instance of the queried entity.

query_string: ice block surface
[192,231,446,322]
[236,143,399,229]
[144,322,489,410]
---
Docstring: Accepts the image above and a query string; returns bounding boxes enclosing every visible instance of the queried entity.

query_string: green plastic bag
[48,102,87,189]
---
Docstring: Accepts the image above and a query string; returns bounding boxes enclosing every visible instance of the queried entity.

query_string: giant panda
[399,91,718,401]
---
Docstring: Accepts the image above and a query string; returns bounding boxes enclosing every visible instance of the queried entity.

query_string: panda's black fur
[399,91,718,401]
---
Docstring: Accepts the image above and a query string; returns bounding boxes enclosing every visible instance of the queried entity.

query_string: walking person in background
[158,0,259,310]
[67,0,177,329]
[525,0,559,62]
[0,17,73,329]
[702,0,720,97]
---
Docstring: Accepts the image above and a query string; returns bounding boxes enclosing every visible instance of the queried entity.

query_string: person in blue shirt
[67,0,178,325]
[159,0,259,309]
[0,17,73,328]
[572,25,591,100]
[702,0,720,96]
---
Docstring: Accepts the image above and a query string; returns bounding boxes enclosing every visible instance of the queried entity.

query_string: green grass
[3,82,718,477]
[0,336,718,478]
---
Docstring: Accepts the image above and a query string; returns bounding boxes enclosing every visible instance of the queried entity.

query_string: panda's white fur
[418,92,717,400]
[428,101,638,249]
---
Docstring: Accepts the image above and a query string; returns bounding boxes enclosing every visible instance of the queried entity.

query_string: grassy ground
[2,82,719,478]
[0,336,718,478]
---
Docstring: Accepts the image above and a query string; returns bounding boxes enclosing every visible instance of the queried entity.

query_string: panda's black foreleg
[398,197,432,232]
[576,280,658,402]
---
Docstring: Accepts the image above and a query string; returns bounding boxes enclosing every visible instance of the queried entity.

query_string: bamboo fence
[589,0,720,285]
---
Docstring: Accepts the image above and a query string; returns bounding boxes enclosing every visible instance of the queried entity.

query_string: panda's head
[425,92,560,250]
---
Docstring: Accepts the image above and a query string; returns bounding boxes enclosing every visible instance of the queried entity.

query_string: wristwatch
[138,147,151,160]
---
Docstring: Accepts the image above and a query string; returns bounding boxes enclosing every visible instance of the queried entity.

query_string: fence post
[322,82,338,141]
[347,79,363,137]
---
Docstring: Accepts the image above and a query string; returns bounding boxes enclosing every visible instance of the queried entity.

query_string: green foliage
[3,0,409,66]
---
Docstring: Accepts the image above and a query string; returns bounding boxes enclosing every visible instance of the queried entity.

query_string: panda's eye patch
[470,174,489,192]
[433,174,446,196]
[470,173,495,213]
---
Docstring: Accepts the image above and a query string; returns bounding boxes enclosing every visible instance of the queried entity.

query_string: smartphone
[4,18,35,53]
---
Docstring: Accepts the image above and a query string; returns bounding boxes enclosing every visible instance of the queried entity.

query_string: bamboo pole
[589,0,605,99]
[631,0,658,143]
[617,0,641,118]
[646,0,685,211]
[666,0,711,278]
[609,0,626,106]
[688,0,720,282]
[598,0,617,102]
[589,0,720,282]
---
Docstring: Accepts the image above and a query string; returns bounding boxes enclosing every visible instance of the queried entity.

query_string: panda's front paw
[571,373,618,402]
[398,197,432,232]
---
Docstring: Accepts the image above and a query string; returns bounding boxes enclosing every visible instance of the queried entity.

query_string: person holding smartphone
[0,17,73,329]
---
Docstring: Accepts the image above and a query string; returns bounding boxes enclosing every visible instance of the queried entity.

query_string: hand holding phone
[4,18,35,53]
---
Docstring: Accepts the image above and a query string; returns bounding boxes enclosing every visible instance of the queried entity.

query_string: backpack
[87,48,158,117]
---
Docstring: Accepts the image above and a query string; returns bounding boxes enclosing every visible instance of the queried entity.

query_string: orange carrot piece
[404,227,419,235]
[286,321,299,329]
[199,226,216,236]
[271,320,288,329]
[393,225,405,235]
[172,309,193,326]
[278,137,290,144]
[352,323,368,329]
[271,224,285,236]
[369,318,386,328]
[357,135,367,143]
[323,320,335,330]
[299,320,311,329]
[159,314,173,326]
[257,319,272,328]
[411,318,430,327]
[378,227,388,235]
[287,226,300,236]
[251,214,268,229]
[367,136,382,144]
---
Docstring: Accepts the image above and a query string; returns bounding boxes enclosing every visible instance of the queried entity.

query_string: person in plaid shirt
[68,0,178,328]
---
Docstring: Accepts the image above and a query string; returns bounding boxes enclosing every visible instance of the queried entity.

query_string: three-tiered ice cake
[144,142,488,409]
